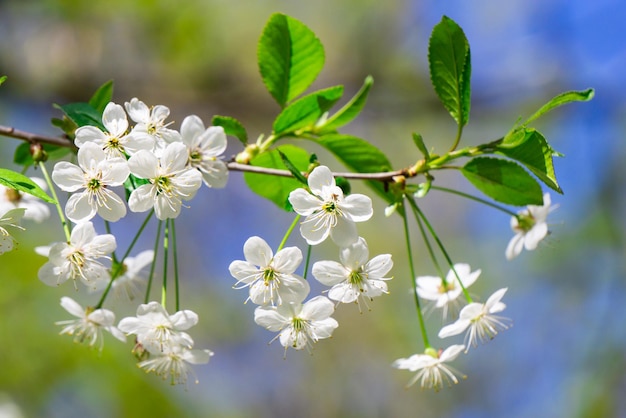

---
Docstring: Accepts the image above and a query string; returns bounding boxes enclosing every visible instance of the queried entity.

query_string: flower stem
[410,199,446,282]
[431,185,518,216]
[171,219,180,312]
[161,219,170,308]
[400,202,431,349]
[104,221,118,264]
[448,123,464,153]
[145,219,163,304]
[38,161,71,242]
[277,214,301,252]
[303,244,312,280]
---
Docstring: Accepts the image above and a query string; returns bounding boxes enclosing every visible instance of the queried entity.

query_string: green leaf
[54,102,104,130]
[88,80,114,115]
[277,149,309,185]
[244,145,310,210]
[319,76,374,133]
[412,133,430,159]
[212,115,248,145]
[428,16,471,126]
[524,88,595,125]
[0,168,55,203]
[496,129,562,193]
[0,75,6,86]
[258,13,325,107]
[316,134,394,202]
[461,157,543,206]
[13,142,72,167]
[273,86,343,135]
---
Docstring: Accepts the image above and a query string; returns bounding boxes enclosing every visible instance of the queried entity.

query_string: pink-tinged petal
[125,98,149,123]
[102,102,128,137]
[75,126,107,147]
[229,260,260,283]
[70,222,97,246]
[254,306,288,332]
[161,143,189,172]
[364,254,393,278]
[170,310,199,330]
[65,192,96,223]
[128,184,156,213]
[439,344,465,362]
[307,166,335,195]
[505,233,524,260]
[243,236,273,266]
[312,261,348,286]
[339,237,369,269]
[438,319,470,338]
[330,217,358,247]
[60,296,85,318]
[311,317,339,339]
[328,283,359,303]
[272,246,302,273]
[52,162,85,191]
[524,222,548,250]
[341,193,373,222]
[300,295,334,321]
[180,115,205,146]
[99,158,130,185]
[96,190,127,222]
[288,189,321,216]
[128,151,159,179]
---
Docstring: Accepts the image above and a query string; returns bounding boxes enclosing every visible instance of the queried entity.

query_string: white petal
[505,233,524,260]
[128,151,159,179]
[102,102,129,137]
[181,348,213,364]
[310,317,339,339]
[180,115,205,146]
[199,161,228,189]
[171,169,202,199]
[272,246,302,274]
[312,261,348,286]
[75,126,107,147]
[243,236,273,266]
[288,189,321,216]
[170,310,199,330]
[52,162,85,192]
[339,237,369,269]
[364,254,393,278]
[341,194,373,222]
[438,319,470,338]
[125,98,149,123]
[329,217,358,247]
[60,296,85,318]
[439,344,465,362]
[198,126,227,156]
[524,222,548,250]
[300,295,334,321]
[254,306,288,331]
[77,142,106,170]
[328,283,359,303]
[99,158,130,185]
[307,166,335,195]
[228,260,260,283]
[65,192,96,223]
[96,190,127,222]
[485,288,508,311]
[299,217,329,245]
[161,143,189,172]
[128,185,156,213]
[70,222,97,246]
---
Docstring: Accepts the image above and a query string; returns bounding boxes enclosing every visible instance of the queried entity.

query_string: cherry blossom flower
[0,207,25,255]
[229,236,310,306]
[137,343,213,386]
[0,177,50,222]
[312,237,392,308]
[438,288,511,350]
[125,98,181,152]
[254,295,338,351]
[392,345,466,390]
[118,301,198,352]
[416,263,480,319]
[109,250,154,301]
[38,221,116,290]
[180,115,228,188]
[506,193,556,260]
[288,165,373,247]
[127,142,203,220]
[74,102,154,158]
[56,296,126,350]
[52,142,130,223]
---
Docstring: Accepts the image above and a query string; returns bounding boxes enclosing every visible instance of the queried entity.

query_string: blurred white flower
[0,207,25,255]
[392,345,465,390]
[137,343,213,386]
[416,263,480,319]
[506,193,556,260]
[0,177,50,223]
[109,250,154,301]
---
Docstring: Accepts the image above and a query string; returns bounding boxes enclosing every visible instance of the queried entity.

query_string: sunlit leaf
[0,168,55,203]
[273,86,343,135]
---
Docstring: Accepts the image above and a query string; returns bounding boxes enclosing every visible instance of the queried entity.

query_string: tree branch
[0,124,76,149]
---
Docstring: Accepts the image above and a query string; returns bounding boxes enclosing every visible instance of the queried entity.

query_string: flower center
[87,177,102,192]
[155,175,172,195]
[349,270,365,291]
[189,149,202,165]
[263,268,276,286]
[516,213,536,232]
[438,281,456,294]
[105,136,124,153]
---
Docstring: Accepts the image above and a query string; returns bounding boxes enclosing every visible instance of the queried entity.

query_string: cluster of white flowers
[230,165,393,353]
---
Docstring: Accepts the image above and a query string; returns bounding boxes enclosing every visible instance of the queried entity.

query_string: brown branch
[0,124,75,149]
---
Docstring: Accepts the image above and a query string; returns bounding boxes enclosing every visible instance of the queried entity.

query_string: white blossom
[127,142,202,220]
[392,345,466,390]
[56,296,126,350]
[125,98,181,152]
[506,193,556,260]
[138,343,213,386]
[109,250,154,301]
[288,166,373,247]
[0,207,25,255]
[229,236,310,306]
[0,177,50,223]
[312,237,392,308]
[416,263,480,319]
[438,288,511,350]
[38,221,116,289]
[180,115,228,188]
[254,295,338,351]
[52,142,129,223]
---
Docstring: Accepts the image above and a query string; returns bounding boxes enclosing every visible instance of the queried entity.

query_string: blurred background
[1,1,625,417]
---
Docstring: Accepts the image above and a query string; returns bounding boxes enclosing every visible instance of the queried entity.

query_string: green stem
[38,162,71,242]
[161,219,170,308]
[104,221,118,264]
[303,244,312,280]
[145,220,163,304]
[400,202,431,349]
[277,214,301,252]
[171,219,180,311]
[432,186,518,216]
[448,123,464,153]
[409,198,445,282]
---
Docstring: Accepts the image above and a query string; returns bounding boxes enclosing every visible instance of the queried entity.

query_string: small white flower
[109,250,154,301]
[125,98,181,152]
[288,166,373,247]
[392,345,466,390]
[0,177,50,223]
[127,142,203,220]
[137,343,213,385]
[254,295,339,351]
[312,237,392,308]
[180,115,228,189]
[74,102,154,158]
[118,301,198,352]
[52,142,129,223]
[506,193,556,260]
[56,296,126,350]
[38,222,116,289]
[229,236,310,306]
[416,263,480,319]
[0,207,25,255]
[438,288,511,350]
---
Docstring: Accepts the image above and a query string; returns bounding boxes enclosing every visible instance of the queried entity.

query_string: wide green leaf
[0,168,55,203]
[273,86,343,135]
[316,134,393,202]
[88,80,114,115]
[428,16,471,126]
[496,129,562,193]
[54,102,104,130]
[524,88,595,125]
[212,115,248,145]
[244,145,310,210]
[319,76,374,133]
[461,157,543,206]
[258,13,325,107]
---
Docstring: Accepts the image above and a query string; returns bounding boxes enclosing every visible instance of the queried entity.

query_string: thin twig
[0,124,75,149]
